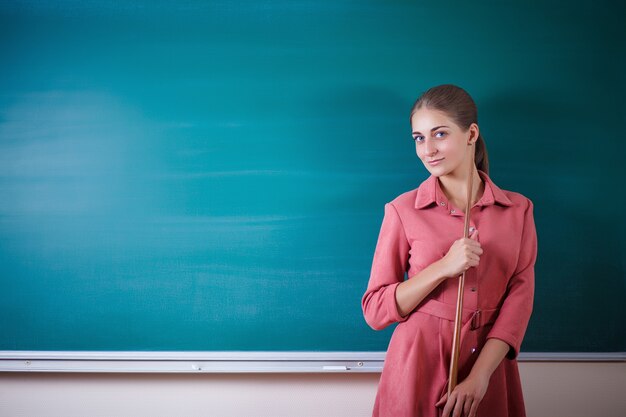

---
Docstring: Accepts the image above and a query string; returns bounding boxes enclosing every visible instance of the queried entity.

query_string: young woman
[361,84,537,417]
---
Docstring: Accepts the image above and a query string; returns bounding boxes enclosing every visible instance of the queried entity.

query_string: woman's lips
[428,158,444,166]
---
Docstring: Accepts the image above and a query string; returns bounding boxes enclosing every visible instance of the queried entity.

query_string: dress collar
[414,169,513,209]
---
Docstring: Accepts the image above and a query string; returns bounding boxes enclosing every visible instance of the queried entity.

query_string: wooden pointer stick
[447,143,475,398]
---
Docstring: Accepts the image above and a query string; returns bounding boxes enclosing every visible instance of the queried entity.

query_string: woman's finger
[441,393,456,417]
[463,396,473,416]
[451,394,466,417]
[435,392,447,408]
[468,398,480,417]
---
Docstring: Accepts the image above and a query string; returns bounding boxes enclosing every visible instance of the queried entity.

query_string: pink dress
[362,169,537,417]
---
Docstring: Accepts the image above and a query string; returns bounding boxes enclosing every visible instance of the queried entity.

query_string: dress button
[471,348,477,354]
[440,201,446,206]
[469,226,476,232]
[470,287,477,292]
[450,209,455,213]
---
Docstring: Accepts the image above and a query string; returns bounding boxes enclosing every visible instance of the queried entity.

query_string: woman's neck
[438,168,484,213]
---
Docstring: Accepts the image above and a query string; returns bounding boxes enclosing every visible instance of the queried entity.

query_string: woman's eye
[414,132,445,142]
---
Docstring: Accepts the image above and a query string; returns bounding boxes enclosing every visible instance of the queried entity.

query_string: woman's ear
[468,123,480,145]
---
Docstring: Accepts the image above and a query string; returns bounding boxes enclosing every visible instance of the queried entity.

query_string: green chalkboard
[1,0,624,353]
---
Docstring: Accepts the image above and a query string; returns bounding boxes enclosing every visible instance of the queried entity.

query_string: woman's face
[410,107,477,178]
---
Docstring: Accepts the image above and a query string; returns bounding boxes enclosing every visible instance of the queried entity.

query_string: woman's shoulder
[495,187,535,221]
[500,188,534,209]
[482,170,534,211]
[386,186,421,210]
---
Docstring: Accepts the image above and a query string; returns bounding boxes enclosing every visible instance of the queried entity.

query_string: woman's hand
[439,229,482,278]
[435,372,489,417]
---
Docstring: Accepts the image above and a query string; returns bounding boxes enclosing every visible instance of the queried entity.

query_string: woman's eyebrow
[412,125,449,135]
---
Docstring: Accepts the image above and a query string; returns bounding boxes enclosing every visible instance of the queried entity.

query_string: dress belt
[416,298,499,330]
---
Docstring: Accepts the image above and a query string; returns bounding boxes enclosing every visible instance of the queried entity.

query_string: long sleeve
[361,202,411,330]
[487,198,538,359]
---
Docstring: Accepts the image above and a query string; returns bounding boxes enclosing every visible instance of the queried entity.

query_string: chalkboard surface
[1,0,624,353]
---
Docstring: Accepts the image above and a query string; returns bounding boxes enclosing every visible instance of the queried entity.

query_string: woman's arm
[438,199,537,417]
[396,228,481,318]
[468,338,510,380]
[361,203,412,330]
[486,199,537,359]
[362,203,483,329]
[395,259,448,317]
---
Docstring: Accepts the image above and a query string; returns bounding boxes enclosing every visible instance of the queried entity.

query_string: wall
[1,362,624,417]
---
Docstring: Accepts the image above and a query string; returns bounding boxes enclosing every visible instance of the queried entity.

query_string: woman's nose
[424,139,437,156]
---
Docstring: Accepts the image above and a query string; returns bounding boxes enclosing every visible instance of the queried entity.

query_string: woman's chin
[424,165,446,176]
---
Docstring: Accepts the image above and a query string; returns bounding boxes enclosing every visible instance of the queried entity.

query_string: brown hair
[409,84,489,175]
